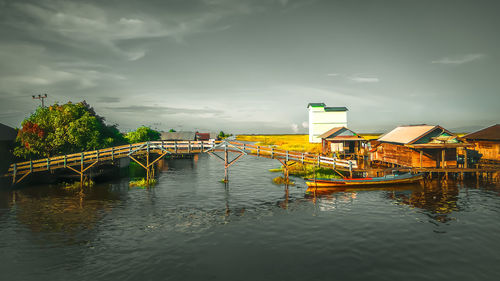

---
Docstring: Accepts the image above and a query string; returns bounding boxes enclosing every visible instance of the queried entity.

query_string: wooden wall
[470,141,500,162]
[371,142,457,168]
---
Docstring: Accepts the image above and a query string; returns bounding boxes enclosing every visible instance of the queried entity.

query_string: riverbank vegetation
[125,126,161,143]
[14,101,126,159]
[13,101,166,160]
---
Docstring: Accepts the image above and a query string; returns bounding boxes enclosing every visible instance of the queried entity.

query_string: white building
[308,103,348,143]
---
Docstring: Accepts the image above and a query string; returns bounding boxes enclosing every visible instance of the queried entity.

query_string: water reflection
[7,183,122,234]
[387,181,460,223]
[303,181,468,223]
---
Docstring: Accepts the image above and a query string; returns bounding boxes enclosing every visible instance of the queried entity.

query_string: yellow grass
[359,134,381,140]
[236,134,322,153]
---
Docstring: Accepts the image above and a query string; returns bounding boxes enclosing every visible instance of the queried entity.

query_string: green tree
[218,131,232,139]
[125,126,161,144]
[14,101,126,159]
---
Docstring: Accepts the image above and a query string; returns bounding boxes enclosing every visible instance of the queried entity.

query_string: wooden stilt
[224,145,229,182]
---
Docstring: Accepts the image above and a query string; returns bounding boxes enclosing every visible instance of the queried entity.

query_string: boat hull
[305,173,424,188]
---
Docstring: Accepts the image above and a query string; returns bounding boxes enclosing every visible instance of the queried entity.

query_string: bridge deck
[5,140,358,179]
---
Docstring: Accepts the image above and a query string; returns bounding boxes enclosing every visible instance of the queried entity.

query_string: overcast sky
[0,0,499,134]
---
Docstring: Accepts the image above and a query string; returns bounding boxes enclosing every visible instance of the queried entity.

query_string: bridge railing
[7,139,357,177]
[227,141,357,169]
[7,140,217,175]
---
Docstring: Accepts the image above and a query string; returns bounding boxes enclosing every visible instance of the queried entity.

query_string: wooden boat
[306,173,424,189]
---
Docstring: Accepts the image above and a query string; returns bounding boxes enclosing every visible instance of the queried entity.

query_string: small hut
[371,125,472,168]
[319,127,366,158]
[462,124,500,164]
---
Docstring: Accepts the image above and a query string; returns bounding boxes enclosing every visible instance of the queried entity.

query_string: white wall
[308,107,347,143]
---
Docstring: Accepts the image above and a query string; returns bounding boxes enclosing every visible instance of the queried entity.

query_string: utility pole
[32,94,48,108]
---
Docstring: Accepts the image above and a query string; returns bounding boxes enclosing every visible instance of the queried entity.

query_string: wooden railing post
[47,158,50,171]
[12,163,17,184]
[271,147,274,158]
[64,155,67,168]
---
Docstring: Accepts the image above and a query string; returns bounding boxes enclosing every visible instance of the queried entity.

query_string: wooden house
[371,125,472,168]
[462,124,500,163]
[195,132,211,141]
[319,127,366,158]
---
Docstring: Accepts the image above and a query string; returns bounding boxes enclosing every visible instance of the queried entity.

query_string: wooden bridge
[5,140,358,185]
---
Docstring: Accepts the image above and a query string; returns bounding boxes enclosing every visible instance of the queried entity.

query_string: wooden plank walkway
[4,140,358,184]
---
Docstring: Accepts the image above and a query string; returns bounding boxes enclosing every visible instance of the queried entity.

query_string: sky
[0,0,499,134]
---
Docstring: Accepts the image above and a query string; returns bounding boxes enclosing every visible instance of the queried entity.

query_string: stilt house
[371,125,472,168]
[319,127,366,158]
[462,124,500,163]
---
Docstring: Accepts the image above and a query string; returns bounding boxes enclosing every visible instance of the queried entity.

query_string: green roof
[325,107,348,112]
[307,103,326,108]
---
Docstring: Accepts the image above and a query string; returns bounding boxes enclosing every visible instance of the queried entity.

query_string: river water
[1,153,499,281]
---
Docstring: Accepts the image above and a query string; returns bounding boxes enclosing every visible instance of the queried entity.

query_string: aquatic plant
[61,179,95,189]
[129,178,157,188]
[272,176,295,185]
[271,163,344,179]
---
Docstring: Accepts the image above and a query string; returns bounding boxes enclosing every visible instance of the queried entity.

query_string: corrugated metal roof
[463,124,500,141]
[160,131,196,140]
[307,103,348,111]
[319,127,344,139]
[324,107,348,112]
[319,127,364,140]
[0,123,17,141]
[324,136,364,141]
[378,125,437,144]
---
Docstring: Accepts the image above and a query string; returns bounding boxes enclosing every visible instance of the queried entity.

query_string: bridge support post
[67,160,98,187]
[205,139,246,183]
[277,159,294,185]
[224,146,229,182]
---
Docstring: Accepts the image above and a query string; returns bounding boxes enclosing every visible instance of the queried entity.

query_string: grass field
[236,134,322,153]
[236,133,381,153]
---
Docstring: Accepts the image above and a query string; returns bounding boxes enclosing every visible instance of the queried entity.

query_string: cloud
[302,121,308,128]
[326,73,339,77]
[4,0,272,61]
[291,123,299,133]
[432,53,485,65]
[105,105,224,116]
[349,76,380,83]
[97,97,121,103]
